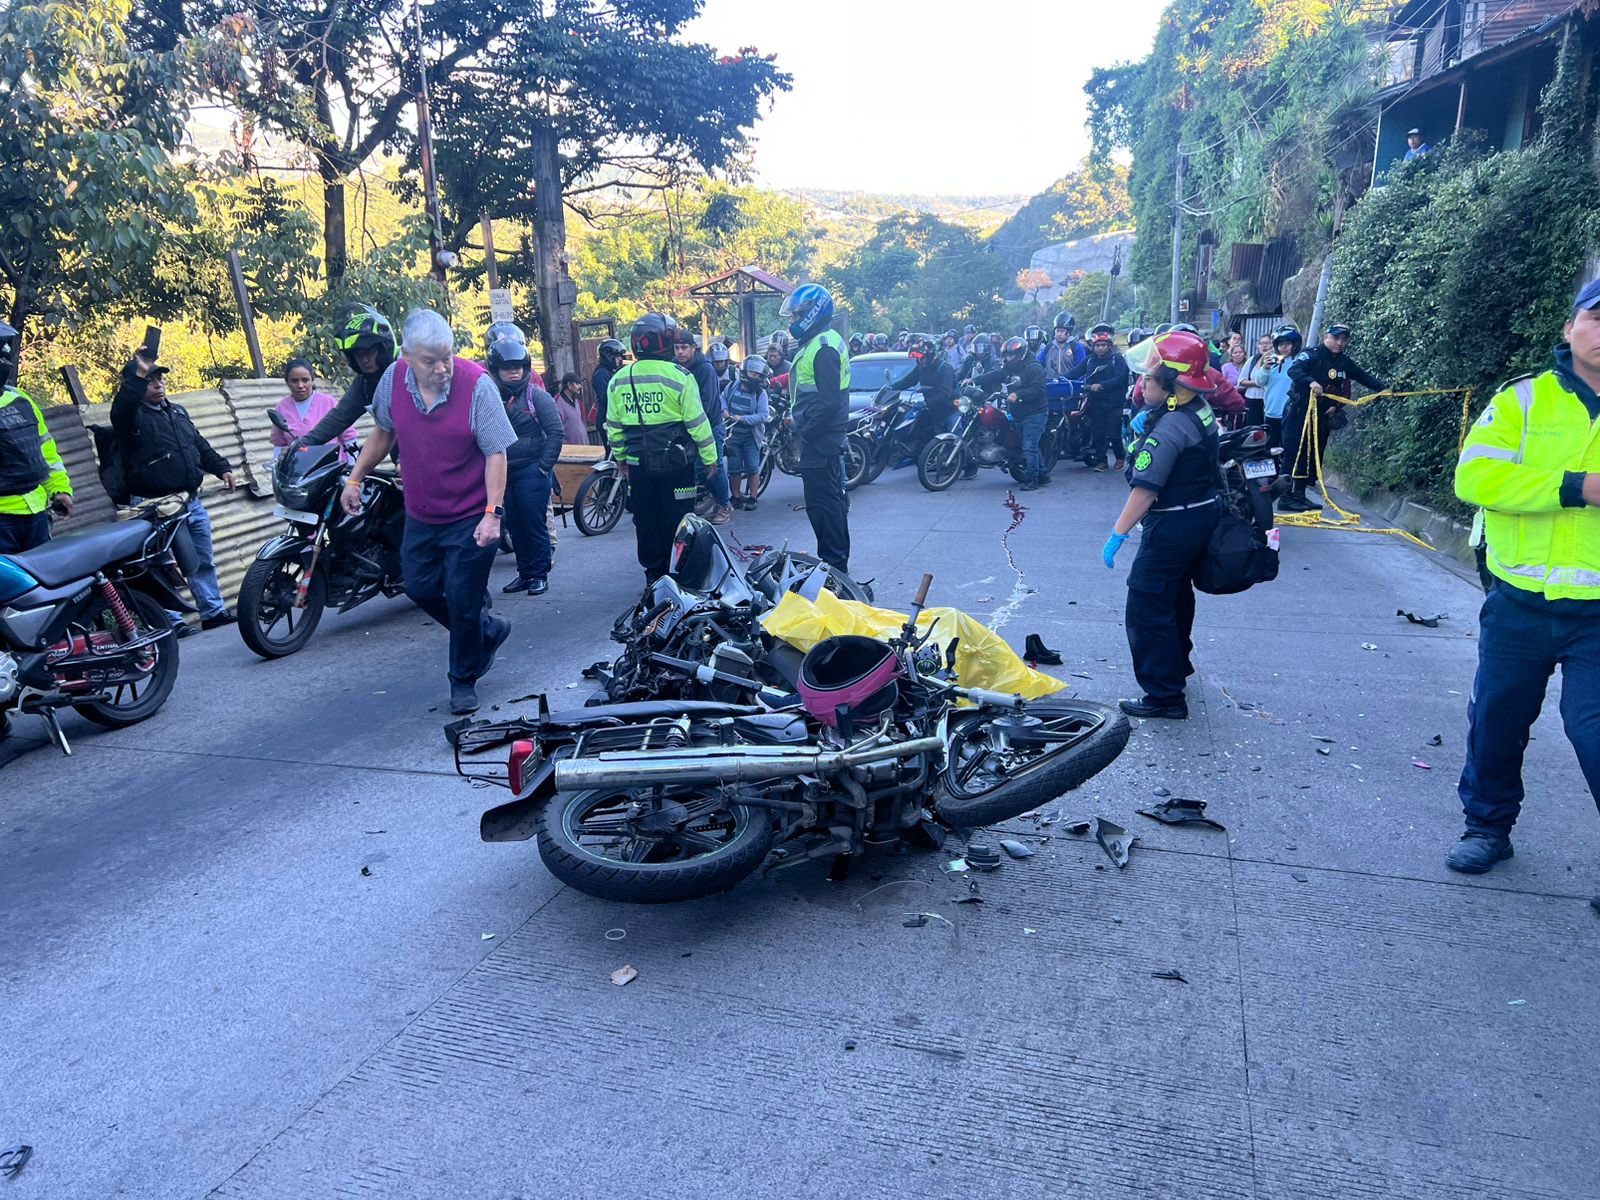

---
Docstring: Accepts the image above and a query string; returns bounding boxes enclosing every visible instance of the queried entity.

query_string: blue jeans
[505,465,553,582]
[401,513,498,686]
[0,511,50,554]
[698,424,732,506]
[1019,411,1048,483]
[1458,584,1600,835]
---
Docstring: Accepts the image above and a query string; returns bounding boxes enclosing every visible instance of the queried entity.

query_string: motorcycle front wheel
[573,471,626,536]
[936,699,1131,828]
[917,438,965,492]
[756,447,776,497]
[842,434,873,491]
[746,548,873,604]
[237,557,327,659]
[76,590,182,727]
[536,786,775,903]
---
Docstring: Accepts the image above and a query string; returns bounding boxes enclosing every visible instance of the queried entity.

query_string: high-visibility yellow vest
[604,360,717,468]
[790,329,851,400]
[1455,370,1600,601]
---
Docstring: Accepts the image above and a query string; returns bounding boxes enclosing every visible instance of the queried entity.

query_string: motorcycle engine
[0,651,18,704]
[974,444,1008,467]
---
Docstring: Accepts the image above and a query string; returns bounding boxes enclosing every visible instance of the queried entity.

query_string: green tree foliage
[826,215,1010,335]
[986,162,1132,270]
[1087,0,1385,313]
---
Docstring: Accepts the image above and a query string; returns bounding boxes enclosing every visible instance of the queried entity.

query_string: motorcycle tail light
[508,740,536,794]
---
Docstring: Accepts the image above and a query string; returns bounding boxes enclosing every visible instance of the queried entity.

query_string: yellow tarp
[761,590,1066,700]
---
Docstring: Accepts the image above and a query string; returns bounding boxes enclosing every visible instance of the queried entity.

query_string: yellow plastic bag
[761,590,1065,700]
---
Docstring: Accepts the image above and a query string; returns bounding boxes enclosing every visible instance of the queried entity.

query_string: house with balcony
[1372,0,1591,182]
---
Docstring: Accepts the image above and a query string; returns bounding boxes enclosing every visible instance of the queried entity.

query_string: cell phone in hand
[142,325,162,361]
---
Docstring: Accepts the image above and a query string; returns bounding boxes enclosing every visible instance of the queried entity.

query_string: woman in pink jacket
[269,358,358,460]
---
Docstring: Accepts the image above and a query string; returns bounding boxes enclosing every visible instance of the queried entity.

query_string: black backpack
[90,423,131,506]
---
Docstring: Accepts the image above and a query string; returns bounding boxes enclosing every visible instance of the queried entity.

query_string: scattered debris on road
[0,1145,32,1179]
[1361,642,1379,651]
[1397,608,1447,627]
[1291,872,1310,883]
[1316,747,1332,756]
[610,965,638,986]
[1151,969,1187,983]
[1023,634,1062,665]
[1152,786,1172,797]
[1138,798,1226,831]
[940,858,970,875]
[1064,820,1092,836]
[844,1040,858,1051]
[360,866,372,877]
[999,839,1035,859]
[1428,734,1444,746]
[480,933,496,941]
[604,928,626,942]
[1412,760,1432,770]
[965,844,1001,871]
[1095,818,1136,868]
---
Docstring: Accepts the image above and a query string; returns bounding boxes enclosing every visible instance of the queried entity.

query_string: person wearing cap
[1281,323,1387,513]
[1444,276,1600,885]
[552,373,591,447]
[0,320,74,553]
[1404,128,1432,160]
[111,342,238,632]
[1082,324,1130,472]
[1102,330,1222,721]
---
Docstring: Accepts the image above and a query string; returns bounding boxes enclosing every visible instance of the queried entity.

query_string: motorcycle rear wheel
[536,786,775,903]
[842,434,873,491]
[573,471,626,536]
[746,548,873,604]
[917,439,964,492]
[237,557,327,659]
[76,590,182,728]
[936,700,1130,828]
[756,447,776,497]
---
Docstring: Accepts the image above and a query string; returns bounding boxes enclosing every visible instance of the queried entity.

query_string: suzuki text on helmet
[780,284,835,344]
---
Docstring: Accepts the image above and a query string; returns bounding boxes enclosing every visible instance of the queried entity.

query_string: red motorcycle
[916,385,1058,491]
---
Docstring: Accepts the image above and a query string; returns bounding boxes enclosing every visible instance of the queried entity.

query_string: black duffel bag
[1194,507,1279,595]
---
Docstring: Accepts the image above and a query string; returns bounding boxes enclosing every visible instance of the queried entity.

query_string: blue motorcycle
[843,387,933,491]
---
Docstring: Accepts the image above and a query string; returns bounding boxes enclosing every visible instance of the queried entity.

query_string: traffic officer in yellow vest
[780,284,852,573]
[1447,276,1600,888]
[606,312,720,582]
[0,320,73,554]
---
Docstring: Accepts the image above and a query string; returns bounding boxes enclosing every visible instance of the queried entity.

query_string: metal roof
[675,266,795,300]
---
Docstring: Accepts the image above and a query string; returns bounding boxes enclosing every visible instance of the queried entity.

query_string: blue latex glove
[1130,408,1150,436]
[1102,532,1128,569]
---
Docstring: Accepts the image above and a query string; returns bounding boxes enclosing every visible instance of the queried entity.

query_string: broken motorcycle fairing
[456,575,1132,906]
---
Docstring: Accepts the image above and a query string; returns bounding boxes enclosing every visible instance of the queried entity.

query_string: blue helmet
[782,284,835,344]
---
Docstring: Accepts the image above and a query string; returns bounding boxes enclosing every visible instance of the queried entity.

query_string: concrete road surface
[2,464,1596,1200]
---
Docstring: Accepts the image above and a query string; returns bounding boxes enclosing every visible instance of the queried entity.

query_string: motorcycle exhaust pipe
[554,735,944,792]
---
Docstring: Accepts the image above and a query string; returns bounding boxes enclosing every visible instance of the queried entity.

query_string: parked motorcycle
[0,498,191,753]
[590,512,872,706]
[1219,424,1282,532]
[236,413,405,658]
[843,388,931,491]
[454,573,1130,904]
[568,449,724,539]
[917,386,1060,491]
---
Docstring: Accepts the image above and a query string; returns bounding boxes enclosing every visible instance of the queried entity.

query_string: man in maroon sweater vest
[343,309,518,714]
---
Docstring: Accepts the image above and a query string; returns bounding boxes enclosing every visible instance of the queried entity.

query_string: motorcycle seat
[4,520,152,588]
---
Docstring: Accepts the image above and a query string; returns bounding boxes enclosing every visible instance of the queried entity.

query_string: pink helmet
[798,637,903,728]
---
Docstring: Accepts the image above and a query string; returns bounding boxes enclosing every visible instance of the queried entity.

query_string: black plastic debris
[1291,872,1310,883]
[0,1146,31,1179]
[1023,634,1063,666]
[844,1040,858,1051]
[1312,736,1335,743]
[1064,820,1092,836]
[1153,786,1172,797]
[1316,747,1331,756]
[1397,608,1446,628]
[360,866,372,877]
[1590,896,1600,916]
[1151,969,1188,983]
[1095,818,1136,868]
[903,914,929,928]
[581,661,610,680]
[1069,671,1093,680]
[1137,797,1226,831]
[966,844,1002,871]
[1428,734,1444,747]
[999,839,1035,859]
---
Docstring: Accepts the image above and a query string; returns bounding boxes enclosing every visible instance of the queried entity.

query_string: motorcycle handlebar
[913,574,933,607]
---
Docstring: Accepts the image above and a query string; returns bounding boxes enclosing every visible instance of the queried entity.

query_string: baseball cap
[1574,277,1600,311]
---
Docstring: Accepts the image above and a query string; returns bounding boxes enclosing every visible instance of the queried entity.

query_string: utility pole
[1307,186,1348,343]
[1169,153,1184,325]
[480,213,500,290]
[412,0,448,283]
[1102,242,1122,324]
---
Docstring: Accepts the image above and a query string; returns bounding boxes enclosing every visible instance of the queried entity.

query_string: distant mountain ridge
[785,188,1028,229]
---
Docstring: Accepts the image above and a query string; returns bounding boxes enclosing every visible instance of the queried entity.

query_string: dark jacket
[1081,349,1130,407]
[793,341,848,468]
[591,363,616,424]
[303,371,380,446]
[973,360,1048,419]
[890,358,957,414]
[1287,344,1386,408]
[685,352,724,427]
[110,363,232,497]
[505,383,565,474]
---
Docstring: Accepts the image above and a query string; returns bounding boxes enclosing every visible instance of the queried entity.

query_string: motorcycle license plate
[273,504,321,524]
[1243,460,1276,480]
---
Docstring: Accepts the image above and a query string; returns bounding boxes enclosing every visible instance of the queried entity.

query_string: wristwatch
[485,504,505,518]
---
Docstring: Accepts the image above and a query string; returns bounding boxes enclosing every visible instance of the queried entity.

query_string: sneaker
[708,504,735,526]
[1113,459,1126,470]
[1093,463,1109,473]
[479,615,512,679]
[201,610,237,630]
[501,575,530,594]
[1445,832,1514,875]
[1118,697,1189,720]
[525,577,548,596]
[743,496,758,511]
[1019,481,1040,492]
[449,684,479,715]
[174,623,198,640]
[1036,474,1052,486]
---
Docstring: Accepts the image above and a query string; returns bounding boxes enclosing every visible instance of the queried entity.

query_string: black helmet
[0,318,16,390]
[597,337,626,368]
[1000,335,1029,365]
[848,333,863,354]
[1171,322,1199,334]
[1270,323,1303,352]
[486,334,532,399]
[969,333,993,361]
[963,324,976,336]
[708,342,730,365]
[333,304,397,377]
[485,320,525,348]
[1154,322,1174,336]
[872,333,889,350]
[1024,324,1045,350]
[1126,327,1151,348]
[1053,311,1076,333]
[740,355,772,387]
[630,313,678,360]
[944,329,959,342]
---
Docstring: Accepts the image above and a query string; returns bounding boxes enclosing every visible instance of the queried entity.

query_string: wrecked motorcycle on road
[452,546,1130,904]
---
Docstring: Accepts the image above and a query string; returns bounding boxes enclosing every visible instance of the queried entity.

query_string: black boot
[1023,634,1063,665]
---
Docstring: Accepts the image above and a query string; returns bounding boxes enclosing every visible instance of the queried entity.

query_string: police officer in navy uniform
[781,285,852,573]
[1280,322,1387,512]
[1103,330,1223,721]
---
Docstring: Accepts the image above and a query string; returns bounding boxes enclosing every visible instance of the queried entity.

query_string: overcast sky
[685,0,1171,196]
